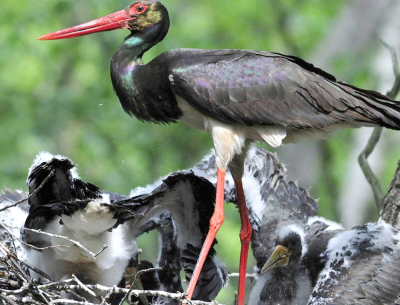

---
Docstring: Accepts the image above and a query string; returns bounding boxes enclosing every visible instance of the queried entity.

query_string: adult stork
[39,1,400,303]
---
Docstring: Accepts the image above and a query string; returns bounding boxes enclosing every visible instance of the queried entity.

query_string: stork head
[261,225,306,274]
[38,0,170,45]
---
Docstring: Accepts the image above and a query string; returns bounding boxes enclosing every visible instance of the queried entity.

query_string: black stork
[39,1,400,303]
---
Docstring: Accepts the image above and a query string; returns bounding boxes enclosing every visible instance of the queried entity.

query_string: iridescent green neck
[113,35,150,67]
[110,35,151,90]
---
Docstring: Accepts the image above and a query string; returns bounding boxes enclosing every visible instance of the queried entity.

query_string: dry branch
[381,160,400,227]
[358,42,400,210]
[0,239,226,305]
[0,170,55,213]
[18,226,108,258]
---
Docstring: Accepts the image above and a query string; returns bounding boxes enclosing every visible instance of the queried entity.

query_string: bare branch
[19,227,108,259]
[18,259,53,282]
[1,279,226,305]
[358,42,400,210]
[381,160,400,227]
[50,301,97,305]
[99,285,115,305]
[71,275,96,298]
[0,170,55,213]
[228,272,256,279]
[0,293,19,305]
[0,223,69,253]
[119,266,162,305]
[358,127,384,206]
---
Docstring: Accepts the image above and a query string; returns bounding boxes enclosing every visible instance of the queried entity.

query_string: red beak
[38,9,133,40]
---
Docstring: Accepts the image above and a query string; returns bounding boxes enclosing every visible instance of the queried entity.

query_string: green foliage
[4,0,396,303]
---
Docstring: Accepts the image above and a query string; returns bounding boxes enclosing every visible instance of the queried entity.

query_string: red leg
[186,168,226,300]
[234,178,252,305]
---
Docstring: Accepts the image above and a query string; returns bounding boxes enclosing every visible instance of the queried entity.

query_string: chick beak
[261,245,292,274]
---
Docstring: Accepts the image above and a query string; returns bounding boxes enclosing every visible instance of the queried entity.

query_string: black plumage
[23,154,102,248]
[168,49,400,130]
[27,156,100,210]
[138,214,183,296]
[182,243,228,302]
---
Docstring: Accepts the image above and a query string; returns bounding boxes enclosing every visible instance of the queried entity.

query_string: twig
[228,272,256,279]
[0,170,55,213]
[50,301,97,305]
[118,266,162,305]
[19,227,108,259]
[358,127,384,206]
[0,242,51,305]
[358,41,400,210]
[1,280,226,305]
[0,223,69,253]
[0,293,18,305]
[99,285,115,305]
[18,259,53,282]
[0,242,29,284]
[71,275,96,298]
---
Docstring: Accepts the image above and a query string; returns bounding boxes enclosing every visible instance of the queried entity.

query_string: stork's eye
[131,3,148,14]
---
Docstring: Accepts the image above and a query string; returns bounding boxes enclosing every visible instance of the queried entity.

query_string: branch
[99,285,116,305]
[19,227,108,259]
[358,127,384,207]
[228,273,256,279]
[358,42,400,210]
[71,275,96,298]
[1,280,226,305]
[0,293,19,305]
[118,266,162,305]
[380,160,400,227]
[0,223,69,253]
[0,170,55,213]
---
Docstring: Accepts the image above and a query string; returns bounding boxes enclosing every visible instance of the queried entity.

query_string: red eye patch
[130,3,149,15]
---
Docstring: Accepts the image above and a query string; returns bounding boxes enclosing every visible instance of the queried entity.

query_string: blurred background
[1,0,400,303]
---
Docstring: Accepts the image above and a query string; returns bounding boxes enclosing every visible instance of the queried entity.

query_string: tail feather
[336,81,400,129]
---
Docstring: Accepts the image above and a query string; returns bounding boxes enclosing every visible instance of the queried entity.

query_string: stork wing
[308,225,400,305]
[251,167,318,269]
[170,49,400,130]
[308,249,400,305]
[109,172,215,231]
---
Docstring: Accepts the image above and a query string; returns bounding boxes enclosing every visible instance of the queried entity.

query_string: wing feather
[308,224,400,305]
[168,49,400,130]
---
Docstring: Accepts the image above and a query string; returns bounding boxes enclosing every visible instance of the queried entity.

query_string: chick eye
[137,5,144,12]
